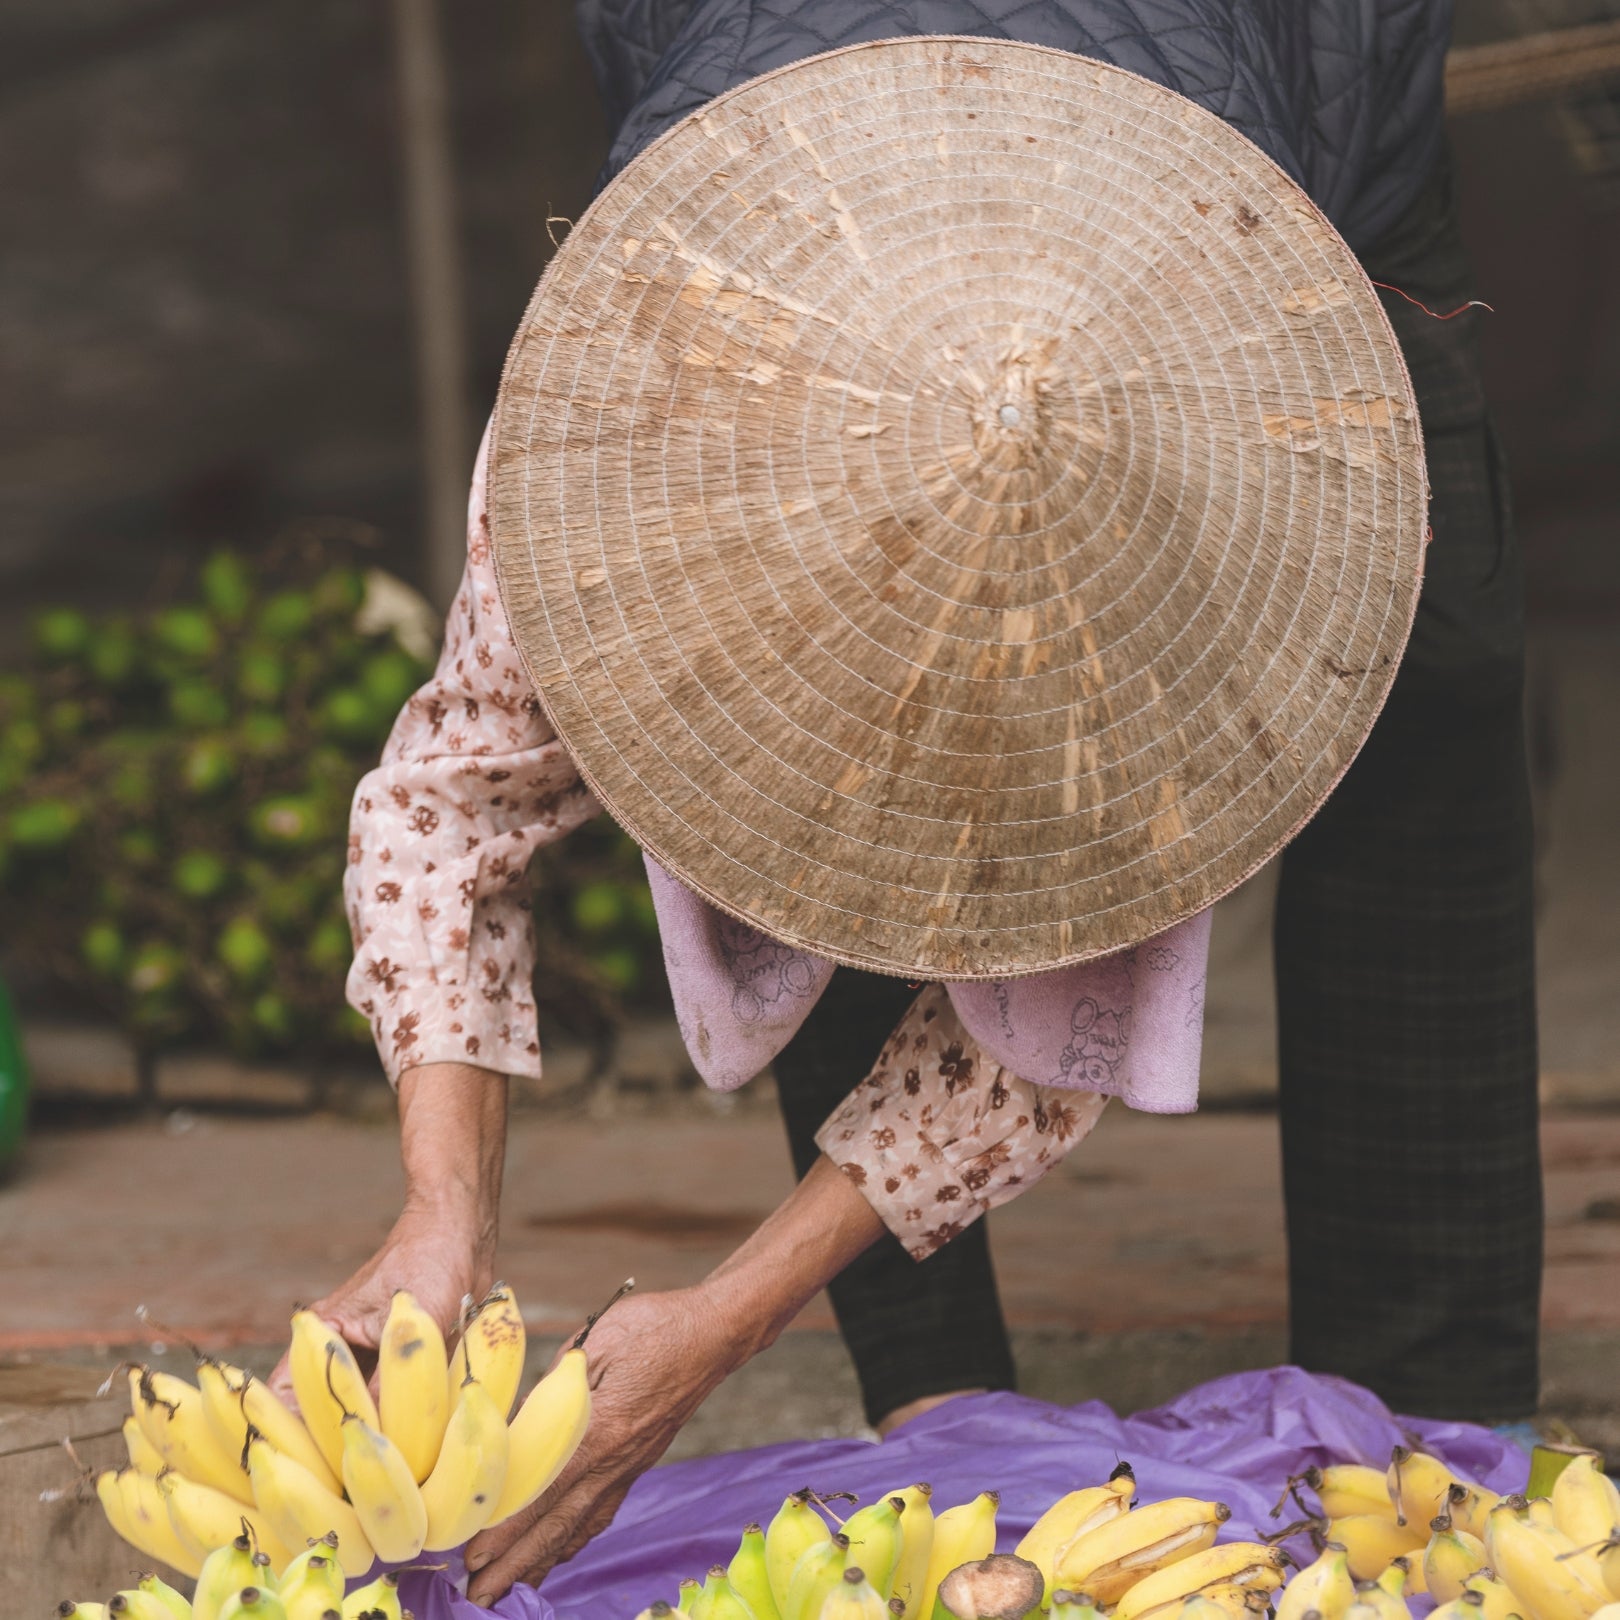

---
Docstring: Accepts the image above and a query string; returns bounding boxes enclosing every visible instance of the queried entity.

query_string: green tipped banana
[842,1495,908,1599]
[731,1523,784,1620]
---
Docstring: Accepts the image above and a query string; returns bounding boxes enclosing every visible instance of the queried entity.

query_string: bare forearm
[701,1155,885,1365]
[397,1061,509,1263]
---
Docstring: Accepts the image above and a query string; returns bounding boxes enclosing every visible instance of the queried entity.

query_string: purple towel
[648,854,1211,1112]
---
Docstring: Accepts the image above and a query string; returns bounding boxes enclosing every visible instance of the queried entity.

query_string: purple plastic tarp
[392,1366,1529,1620]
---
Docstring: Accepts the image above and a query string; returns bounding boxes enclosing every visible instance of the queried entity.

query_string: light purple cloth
[646,854,1212,1112]
[392,1365,1524,1620]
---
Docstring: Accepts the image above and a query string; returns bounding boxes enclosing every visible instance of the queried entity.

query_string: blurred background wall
[1,0,1616,1097]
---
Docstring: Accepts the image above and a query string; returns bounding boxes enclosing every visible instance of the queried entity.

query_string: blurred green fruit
[316,686,379,743]
[240,712,289,757]
[110,758,156,812]
[217,915,274,984]
[127,941,185,995]
[81,919,127,977]
[251,991,295,1042]
[181,736,235,796]
[306,915,353,973]
[258,590,314,641]
[248,795,321,848]
[236,645,287,705]
[172,850,230,900]
[117,827,161,868]
[313,566,366,619]
[0,674,36,721]
[9,798,82,850]
[168,679,230,730]
[152,606,219,662]
[359,648,422,715]
[259,873,323,933]
[45,700,86,739]
[33,607,93,662]
[571,881,625,935]
[88,619,140,685]
[3,719,44,767]
[589,946,641,993]
[201,551,254,624]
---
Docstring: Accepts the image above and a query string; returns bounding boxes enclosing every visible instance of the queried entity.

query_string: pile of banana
[632,1464,1290,1620]
[1270,1445,1620,1620]
[55,1537,414,1620]
[87,1282,606,1590]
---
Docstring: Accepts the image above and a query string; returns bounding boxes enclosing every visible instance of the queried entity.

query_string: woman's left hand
[463,1283,744,1606]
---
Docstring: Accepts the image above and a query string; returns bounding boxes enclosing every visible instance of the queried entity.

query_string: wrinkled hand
[464,1284,742,1606]
[267,1206,492,1401]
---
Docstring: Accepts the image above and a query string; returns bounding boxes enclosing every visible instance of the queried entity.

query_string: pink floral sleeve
[345,425,601,1084]
[815,984,1109,1259]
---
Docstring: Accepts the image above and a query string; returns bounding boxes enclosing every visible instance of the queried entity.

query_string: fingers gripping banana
[765,1491,833,1613]
[246,1434,375,1581]
[1055,1496,1229,1607]
[451,1283,526,1421]
[1112,1544,1287,1620]
[841,1495,907,1599]
[1016,1467,1136,1608]
[420,1370,510,1550]
[918,1492,999,1620]
[887,1484,935,1619]
[288,1311,380,1478]
[379,1289,452,1484]
[1276,1542,1356,1620]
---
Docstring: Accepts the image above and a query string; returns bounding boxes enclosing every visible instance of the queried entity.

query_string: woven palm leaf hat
[488,36,1427,980]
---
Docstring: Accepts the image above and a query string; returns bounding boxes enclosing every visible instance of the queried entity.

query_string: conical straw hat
[488,36,1427,979]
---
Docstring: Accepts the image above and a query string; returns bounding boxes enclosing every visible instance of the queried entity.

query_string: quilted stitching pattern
[573,0,1452,252]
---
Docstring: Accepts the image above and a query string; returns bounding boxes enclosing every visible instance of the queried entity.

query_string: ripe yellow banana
[197,1360,253,1468]
[340,1571,403,1620]
[1484,1499,1610,1620]
[450,1283,526,1421]
[1340,1595,1383,1620]
[697,1566,763,1620]
[421,1372,510,1550]
[1462,1569,1527,1620]
[1552,1455,1620,1549]
[1388,1449,1460,1531]
[488,1343,589,1522]
[246,1434,375,1581]
[108,1586,185,1620]
[132,1367,254,1505]
[378,1289,451,1484]
[275,1542,345,1619]
[340,1410,427,1564]
[1276,1541,1355,1620]
[786,1531,850,1620]
[106,1468,201,1578]
[1598,1538,1620,1602]
[1328,1513,1427,1580]
[1453,1486,1503,1543]
[1195,1582,1280,1620]
[1179,1598,1237,1620]
[217,1589,287,1620]
[841,1495,907,1599]
[162,1469,292,1574]
[59,1605,109,1619]
[1376,1556,1414,1598]
[1055,1497,1229,1607]
[132,1572,194,1620]
[887,1483,935,1619]
[1425,1517,1487,1604]
[1307,1466,1399,1522]
[918,1493,999,1619]
[1112,1543,1287,1620]
[123,1416,166,1477]
[729,1523,783,1620]
[819,1567,891,1620]
[194,1531,269,1620]
[765,1491,834,1613]
[287,1311,380,1478]
[1016,1470,1136,1607]
[1356,1574,1413,1620]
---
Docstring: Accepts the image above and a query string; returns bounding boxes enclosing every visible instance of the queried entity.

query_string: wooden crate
[0,1363,143,1611]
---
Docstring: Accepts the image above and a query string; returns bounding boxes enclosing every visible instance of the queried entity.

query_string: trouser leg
[1276,148,1542,1420]
[773,968,1018,1427]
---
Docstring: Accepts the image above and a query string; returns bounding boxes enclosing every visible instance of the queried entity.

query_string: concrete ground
[5,1097,1618,1457]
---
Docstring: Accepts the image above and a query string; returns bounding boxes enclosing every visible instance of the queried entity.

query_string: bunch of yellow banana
[641,1469,1275,1620]
[1269,1445,1620,1620]
[94,1280,626,1583]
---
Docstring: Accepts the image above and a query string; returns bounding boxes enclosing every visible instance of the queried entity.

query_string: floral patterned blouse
[346,427,1199,1257]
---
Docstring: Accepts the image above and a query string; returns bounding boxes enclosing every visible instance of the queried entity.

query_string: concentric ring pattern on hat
[488,36,1427,979]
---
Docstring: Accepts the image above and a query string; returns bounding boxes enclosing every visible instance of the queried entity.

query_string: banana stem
[1390,1447,1409,1526]
[133,1304,210,1366]
[808,1490,858,1527]
[1559,1535,1620,1560]
[324,1342,357,1423]
[572,1277,637,1350]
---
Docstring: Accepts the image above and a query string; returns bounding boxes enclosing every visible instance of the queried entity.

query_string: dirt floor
[5,1097,1618,1458]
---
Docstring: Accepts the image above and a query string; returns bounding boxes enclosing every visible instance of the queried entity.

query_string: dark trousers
[773,151,1543,1427]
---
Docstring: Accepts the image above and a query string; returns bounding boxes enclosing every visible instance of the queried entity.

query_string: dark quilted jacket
[575,0,1452,255]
